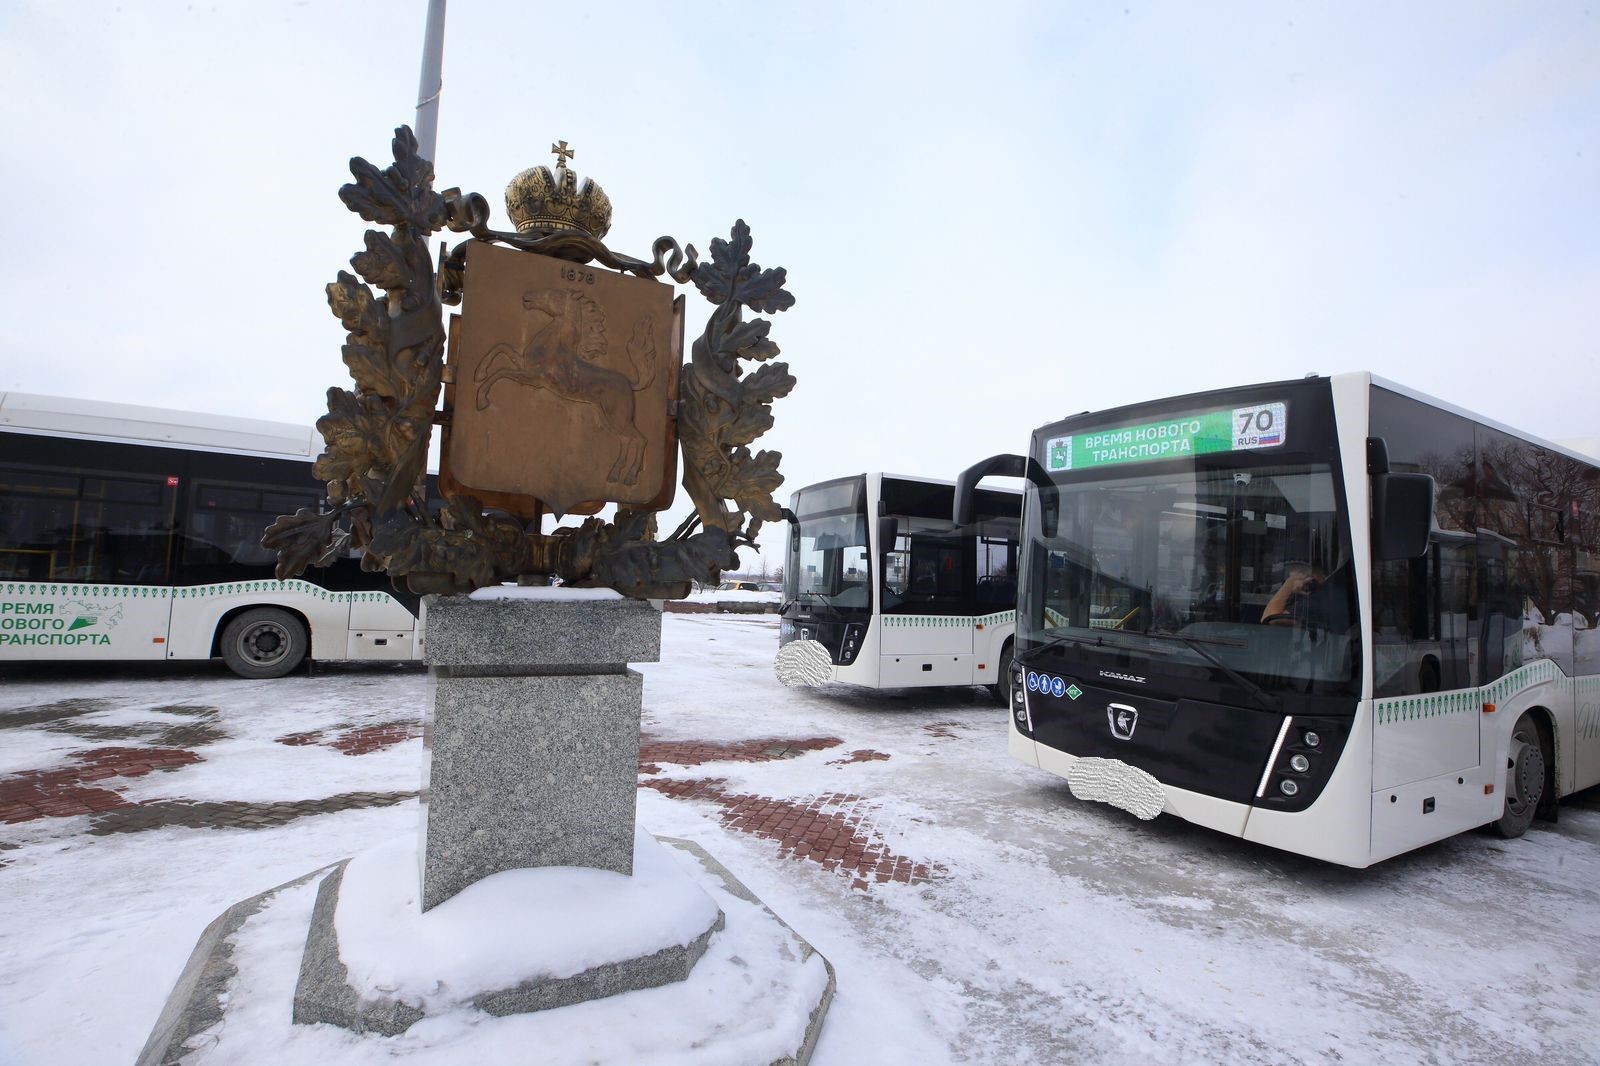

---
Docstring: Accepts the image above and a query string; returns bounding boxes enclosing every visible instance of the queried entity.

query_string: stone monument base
[137,834,834,1065]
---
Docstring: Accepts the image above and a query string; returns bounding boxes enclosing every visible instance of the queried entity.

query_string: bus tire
[991,641,1014,706]
[221,608,307,679]
[1492,712,1548,839]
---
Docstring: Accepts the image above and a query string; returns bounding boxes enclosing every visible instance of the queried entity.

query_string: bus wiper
[1034,631,1176,657]
[796,590,840,617]
[1137,630,1279,712]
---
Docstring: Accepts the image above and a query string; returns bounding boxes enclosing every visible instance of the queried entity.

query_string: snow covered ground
[1,612,1597,1065]
[677,587,783,608]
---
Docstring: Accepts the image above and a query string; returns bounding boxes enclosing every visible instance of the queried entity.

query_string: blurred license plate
[1064,757,1165,820]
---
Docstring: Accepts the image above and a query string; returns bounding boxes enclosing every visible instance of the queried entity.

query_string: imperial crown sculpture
[504,139,613,238]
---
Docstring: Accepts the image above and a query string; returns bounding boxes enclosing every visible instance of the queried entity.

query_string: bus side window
[0,467,79,580]
[183,483,318,575]
[975,535,1016,608]
[76,476,174,585]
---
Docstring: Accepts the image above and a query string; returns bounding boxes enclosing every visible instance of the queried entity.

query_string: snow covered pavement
[1,612,1597,1064]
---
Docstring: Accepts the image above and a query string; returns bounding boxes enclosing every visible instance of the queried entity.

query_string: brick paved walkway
[636,736,842,774]
[2,718,941,890]
[0,747,202,824]
[0,702,425,832]
[277,722,424,755]
[639,733,941,889]
[86,791,418,835]
[0,743,419,833]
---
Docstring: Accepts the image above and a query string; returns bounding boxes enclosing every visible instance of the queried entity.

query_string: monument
[137,128,833,1064]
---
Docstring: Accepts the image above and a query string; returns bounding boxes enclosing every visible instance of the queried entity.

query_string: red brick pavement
[829,749,892,765]
[642,777,938,889]
[329,723,423,755]
[3,725,937,890]
[639,734,937,889]
[637,736,843,769]
[0,747,202,824]
[275,722,423,756]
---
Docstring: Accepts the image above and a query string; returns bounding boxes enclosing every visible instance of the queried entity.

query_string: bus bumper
[1008,717,1040,767]
[1241,701,1377,868]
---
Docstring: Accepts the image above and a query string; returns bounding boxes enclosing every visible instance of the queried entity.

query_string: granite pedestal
[419,594,662,908]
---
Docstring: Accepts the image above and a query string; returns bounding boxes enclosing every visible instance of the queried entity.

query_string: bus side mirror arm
[955,453,1056,534]
[1373,473,1435,560]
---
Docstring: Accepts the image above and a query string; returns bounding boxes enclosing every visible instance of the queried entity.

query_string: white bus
[958,373,1600,867]
[0,392,422,678]
[775,473,1021,701]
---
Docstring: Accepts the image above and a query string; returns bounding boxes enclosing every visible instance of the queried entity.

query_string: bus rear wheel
[221,608,307,679]
[1492,712,1548,839]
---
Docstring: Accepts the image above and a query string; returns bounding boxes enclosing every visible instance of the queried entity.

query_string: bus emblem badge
[1108,703,1138,740]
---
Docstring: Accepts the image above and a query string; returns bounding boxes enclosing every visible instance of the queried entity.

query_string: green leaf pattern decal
[0,580,397,607]
[1376,660,1566,725]
[883,611,1016,630]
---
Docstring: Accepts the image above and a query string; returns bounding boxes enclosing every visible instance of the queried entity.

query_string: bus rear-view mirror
[877,516,899,552]
[956,454,1058,536]
[1374,473,1435,560]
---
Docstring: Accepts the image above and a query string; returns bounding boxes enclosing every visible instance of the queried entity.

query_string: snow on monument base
[137,834,835,1065]
[294,833,725,1033]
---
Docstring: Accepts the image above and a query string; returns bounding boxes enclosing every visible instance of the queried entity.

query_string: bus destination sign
[1045,402,1286,473]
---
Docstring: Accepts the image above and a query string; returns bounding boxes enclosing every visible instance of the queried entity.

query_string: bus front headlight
[839,623,864,664]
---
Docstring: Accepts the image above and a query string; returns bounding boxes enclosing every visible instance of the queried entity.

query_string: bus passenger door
[879,525,973,685]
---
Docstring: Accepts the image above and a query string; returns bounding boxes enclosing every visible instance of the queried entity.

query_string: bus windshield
[1023,460,1359,697]
[784,477,873,614]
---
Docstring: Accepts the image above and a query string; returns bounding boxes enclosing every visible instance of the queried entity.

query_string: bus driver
[1261,562,1324,626]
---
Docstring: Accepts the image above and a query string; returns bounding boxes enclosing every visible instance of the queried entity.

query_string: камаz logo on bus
[0,599,122,647]
[1026,671,1083,701]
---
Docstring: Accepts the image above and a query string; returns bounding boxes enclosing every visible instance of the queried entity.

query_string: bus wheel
[221,608,307,679]
[990,642,1014,706]
[1492,712,1548,839]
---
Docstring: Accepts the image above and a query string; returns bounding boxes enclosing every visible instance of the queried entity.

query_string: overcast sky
[2,1,1596,568]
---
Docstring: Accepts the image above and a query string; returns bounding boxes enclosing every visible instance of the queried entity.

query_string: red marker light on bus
[167,476,179,487]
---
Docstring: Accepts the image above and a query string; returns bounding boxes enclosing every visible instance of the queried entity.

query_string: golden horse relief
[473,287,658,486]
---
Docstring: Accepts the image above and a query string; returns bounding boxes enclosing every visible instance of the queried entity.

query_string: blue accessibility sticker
[1027,671,1040,692]
[1050,676,1067,698]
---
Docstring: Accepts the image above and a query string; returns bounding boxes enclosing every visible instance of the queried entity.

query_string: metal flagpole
[414,0,447,163]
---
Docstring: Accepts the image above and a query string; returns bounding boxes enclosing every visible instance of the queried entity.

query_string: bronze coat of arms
[264,129,795,599]
[442,243,683,516]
